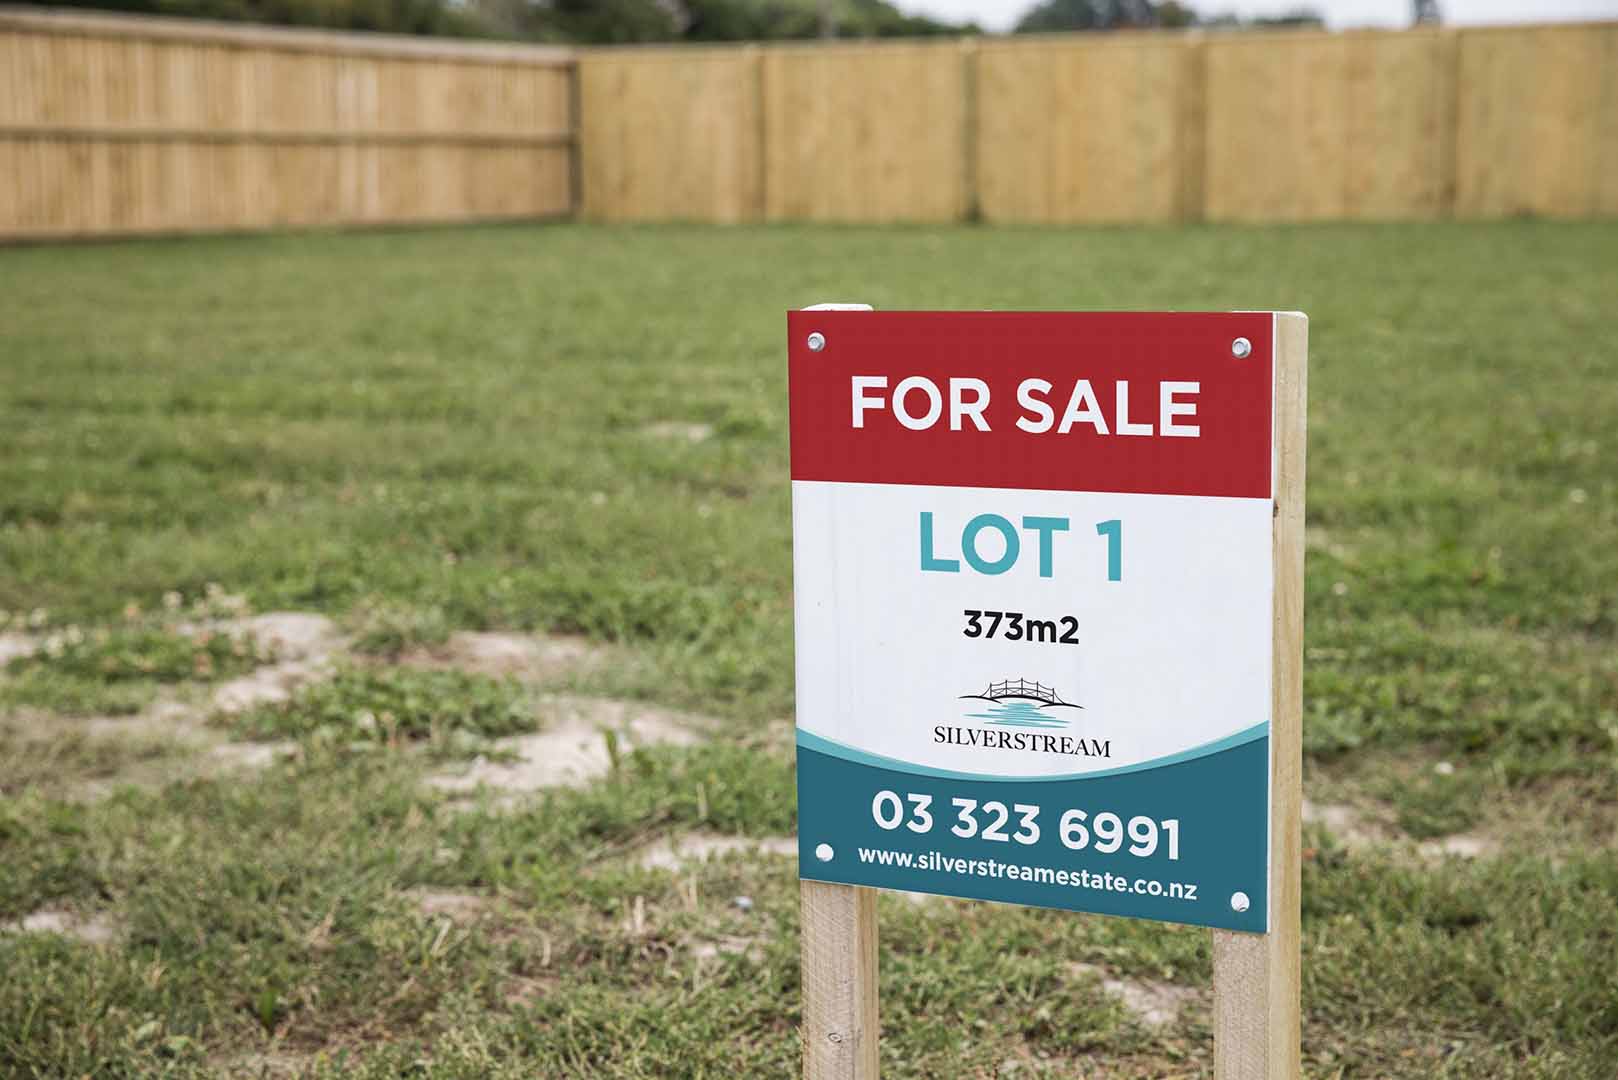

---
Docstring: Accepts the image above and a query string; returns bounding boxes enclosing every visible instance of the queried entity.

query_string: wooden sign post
[800,880,879,1078]
[790,308,1305,1079]
[1209,311,1305,1079]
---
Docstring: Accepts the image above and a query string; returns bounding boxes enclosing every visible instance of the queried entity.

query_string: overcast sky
[900,0,1618,33]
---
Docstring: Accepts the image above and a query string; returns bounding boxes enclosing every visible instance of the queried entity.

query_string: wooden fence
[581,23,1618,224]
[0,6,575,238]
[2,8,1616,238]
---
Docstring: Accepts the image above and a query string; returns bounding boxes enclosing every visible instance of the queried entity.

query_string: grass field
[1,220,1616,1078]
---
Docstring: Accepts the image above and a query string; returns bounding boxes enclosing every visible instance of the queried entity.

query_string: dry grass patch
[399,631,606,683]
[1069,962,1202,1030]
[631,831,797,872]
[427,696,706,801]
[208,613,343,713]
[640,420,714,443]
[3,905,119,946]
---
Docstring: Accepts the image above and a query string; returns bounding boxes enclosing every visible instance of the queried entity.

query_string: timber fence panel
[763,40,966,223]
[578,47,763,223]
[1455,23,1618,219]
[0,5,576,239]
[1340,29,1457,220]
[1204,29,1460,222]
[975,33,1199,224]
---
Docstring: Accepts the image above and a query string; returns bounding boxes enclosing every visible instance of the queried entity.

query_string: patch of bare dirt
[1303,798,1390,851]
[42,734,292,802]
[207,740,296,772]
[1070,963,1199,1029]
[633,832,797,871]
[212,1050,314,1078]
[995,1047,1201,1078]
[502,974,555,1008]
[409,889,490,922]
[210,613,343,714]
[1304,797,1500,862]
[1417,832,1499,860]
[427,697,704,801]
[641,420,714,443]
[4,907,119,945]
[234,613,341,657]
[401,631,605,682]
[0,632,36,665]
[7,614,327,800]
[84,700,206,742]
[690,935,762,962]
[25,694,295,803]
[5,698,288,801]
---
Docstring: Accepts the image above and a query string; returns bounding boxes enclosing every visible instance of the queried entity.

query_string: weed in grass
[229,666,534,758]
[1,625,272,716]
[345,599,452,658]
[0,676,160,718]
[8,625,270,684]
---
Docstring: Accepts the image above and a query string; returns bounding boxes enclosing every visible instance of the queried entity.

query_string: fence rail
[2,7,1616,239]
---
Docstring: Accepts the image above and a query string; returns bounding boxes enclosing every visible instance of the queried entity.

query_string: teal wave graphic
[795,721,1268,784]
[966,699,1071,729]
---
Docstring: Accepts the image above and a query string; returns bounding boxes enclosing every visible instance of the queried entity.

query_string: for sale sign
[790,310,1291,932]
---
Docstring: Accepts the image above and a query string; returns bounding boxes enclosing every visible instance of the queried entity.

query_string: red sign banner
[788,311,1274,499]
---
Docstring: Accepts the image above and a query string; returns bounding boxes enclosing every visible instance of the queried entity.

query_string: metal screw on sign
[807,331,827,352]
[1231,337,1253,359]
[1230,891,1251,913]
[815,843,835,862]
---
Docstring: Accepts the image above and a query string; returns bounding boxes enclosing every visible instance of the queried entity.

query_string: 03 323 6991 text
[868,790,1180,861]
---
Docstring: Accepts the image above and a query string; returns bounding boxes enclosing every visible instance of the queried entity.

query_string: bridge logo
[960,677,1081,730]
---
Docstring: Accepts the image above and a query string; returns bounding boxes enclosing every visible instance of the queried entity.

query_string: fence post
[1211,312,1307,1079]
[960,36,979,223]
[1178,33,1209,224]
[749,43,767,223]
[1436,27,1462,219]
[567,51,584,219]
